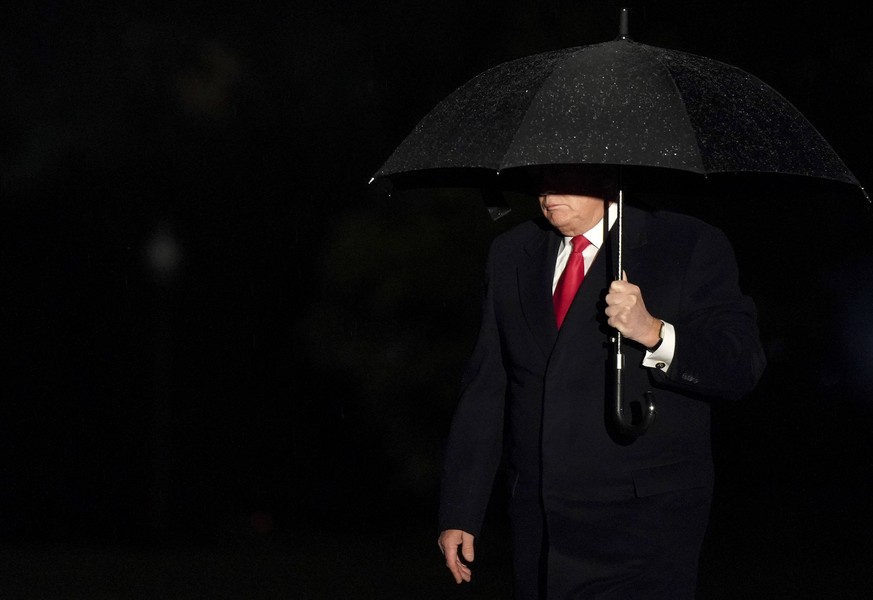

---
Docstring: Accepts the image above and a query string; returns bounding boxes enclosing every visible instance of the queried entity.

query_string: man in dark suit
[437,168,766,599]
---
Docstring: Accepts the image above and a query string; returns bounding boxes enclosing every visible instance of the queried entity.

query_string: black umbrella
[372,10,866,437]
[375,15,860,187]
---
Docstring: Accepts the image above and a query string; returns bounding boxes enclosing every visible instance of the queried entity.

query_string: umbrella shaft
[615,186,624,355]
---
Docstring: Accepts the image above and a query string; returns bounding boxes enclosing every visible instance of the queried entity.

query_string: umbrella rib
[642,45,708,175]
[496,51,571,172]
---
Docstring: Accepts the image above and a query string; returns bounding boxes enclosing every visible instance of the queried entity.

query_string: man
[437,168,766,599]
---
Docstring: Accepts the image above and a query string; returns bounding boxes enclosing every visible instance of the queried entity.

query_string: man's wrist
[646,320,665,352]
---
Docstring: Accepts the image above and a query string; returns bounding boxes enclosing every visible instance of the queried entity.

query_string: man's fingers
[440,540,462,583]
[447,546,472,584]
[609,278,638,295]
[461,532,475,562]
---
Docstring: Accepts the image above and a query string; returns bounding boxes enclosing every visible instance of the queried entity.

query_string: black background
[4,2,873,598]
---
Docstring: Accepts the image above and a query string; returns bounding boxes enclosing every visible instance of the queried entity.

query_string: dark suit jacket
[438,205,766,597]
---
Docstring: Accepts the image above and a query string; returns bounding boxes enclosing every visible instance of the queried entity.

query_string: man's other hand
[438,529,475,584]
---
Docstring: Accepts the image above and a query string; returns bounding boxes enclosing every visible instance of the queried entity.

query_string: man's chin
[544,214,571,230]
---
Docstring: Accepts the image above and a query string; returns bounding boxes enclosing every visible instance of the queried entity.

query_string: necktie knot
[571,235,591,254]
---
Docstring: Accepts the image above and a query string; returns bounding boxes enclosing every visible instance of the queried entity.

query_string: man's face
[539,193,606,236]
[537,168,612,236]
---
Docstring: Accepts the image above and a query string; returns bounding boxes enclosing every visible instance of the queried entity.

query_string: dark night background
[3,2,873,598]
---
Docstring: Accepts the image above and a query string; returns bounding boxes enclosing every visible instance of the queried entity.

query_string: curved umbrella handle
[613,332,656,438]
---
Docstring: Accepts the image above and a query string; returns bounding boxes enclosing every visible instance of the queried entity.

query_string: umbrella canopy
[375,38,861,191]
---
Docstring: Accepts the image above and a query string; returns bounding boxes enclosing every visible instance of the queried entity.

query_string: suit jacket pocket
[632,461,711,498]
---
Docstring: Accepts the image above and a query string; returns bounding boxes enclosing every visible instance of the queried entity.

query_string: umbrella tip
[617,7,631,40]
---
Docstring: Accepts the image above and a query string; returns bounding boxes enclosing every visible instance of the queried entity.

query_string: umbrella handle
[612,184,655,438]
[613,333,656,437]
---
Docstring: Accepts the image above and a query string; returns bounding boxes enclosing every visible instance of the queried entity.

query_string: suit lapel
[613,205,649,278]
[518,224,561,358]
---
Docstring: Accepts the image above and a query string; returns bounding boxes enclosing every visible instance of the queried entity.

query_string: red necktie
[553,235,591,328]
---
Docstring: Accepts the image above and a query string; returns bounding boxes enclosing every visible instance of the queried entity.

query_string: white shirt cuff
[642,321,675,373]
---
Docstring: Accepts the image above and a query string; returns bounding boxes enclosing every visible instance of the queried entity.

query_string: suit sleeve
[651,224,766,400]
[438,245,507,537]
